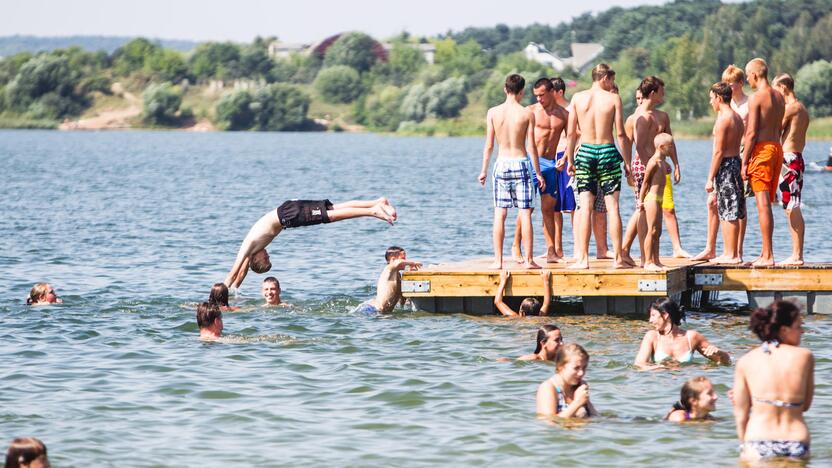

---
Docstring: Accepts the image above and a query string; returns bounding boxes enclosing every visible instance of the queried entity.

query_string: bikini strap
[686,331,693,354]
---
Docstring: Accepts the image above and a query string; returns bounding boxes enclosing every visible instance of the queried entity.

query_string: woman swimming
[5,437,49,468]
[665,376,717,422]
[733,300,814,461]
[494,270,551,317]
[536,343,598,418]
[518,324,563,361]
[634,298,730,368]
[26,283,61,306]
[208,283,239,312]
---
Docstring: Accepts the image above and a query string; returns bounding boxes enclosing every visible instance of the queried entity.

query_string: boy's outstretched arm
[540,270,552,316]
[494,270,519,317]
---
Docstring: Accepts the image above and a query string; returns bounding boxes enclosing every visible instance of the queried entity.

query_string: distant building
[523,42,604,74]
[267,41,309,59]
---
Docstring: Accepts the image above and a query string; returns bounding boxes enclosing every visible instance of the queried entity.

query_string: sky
[2,0,677,43]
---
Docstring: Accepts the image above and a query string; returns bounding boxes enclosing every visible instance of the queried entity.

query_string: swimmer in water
[208,283,239,311]
[261,277,290,307]
[353,246,422,314]
[634,298,730,368]
[518,324,563,361]
[5,437,49,468]
[197,302,223,341]
[223,197,396,290]
[494,270,552,317]
[665,376,718,422]
[26,283,61,305]
[536,343,598,418]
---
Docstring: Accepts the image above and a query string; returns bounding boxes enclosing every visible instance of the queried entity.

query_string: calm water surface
[1,130,831,466]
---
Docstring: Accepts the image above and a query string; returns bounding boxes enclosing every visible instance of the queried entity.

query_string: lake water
[1,130,830,466]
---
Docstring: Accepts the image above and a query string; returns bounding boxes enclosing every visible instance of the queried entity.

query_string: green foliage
[239,46,273,80]
[398,77,468,122]
[188,42,242,81]
[314,65,363,103]
[214,84,310,131]
[400,83,427,122]
[0,52,34,86]
[357,86,403,131]
[142,83,182,125]
[795,60,832,117]
[144,49,189,82]
[371,42,426,86]
[112,38,160,76]
[323,32,379,73]
[4,54,85,118]
[434,39,491,77]
[270,54,321,84]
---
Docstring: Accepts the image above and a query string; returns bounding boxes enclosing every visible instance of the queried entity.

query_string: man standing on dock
[565,64,632,269]
[479,74,545,269]
[742,58,785,267]
[773,73,810,265]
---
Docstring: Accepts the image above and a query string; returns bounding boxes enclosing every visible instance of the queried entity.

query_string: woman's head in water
[648,298,684,333]
[208,283,230,307]
[26,284,60,305]
[519,297,542,316]
[250,249,272,273]
[5,437,49,468]
[555,343,589,386]
[533,324,562,356]
[670,376,717,418]
[750,300,802,345]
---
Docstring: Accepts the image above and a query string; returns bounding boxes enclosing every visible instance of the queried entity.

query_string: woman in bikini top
[634,298,731,368]
[733,300,814,461]
[536,343,598,419]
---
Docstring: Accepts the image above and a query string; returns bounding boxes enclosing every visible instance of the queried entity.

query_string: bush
[142,83,182,125]
[314,65,363,103]
[796,60,832,117]
[359,86,404,131]
[4,54,80,111]
[400,84,427,122]
[214,83,310,131]
[424,77,467,118]
[323,32,380,73]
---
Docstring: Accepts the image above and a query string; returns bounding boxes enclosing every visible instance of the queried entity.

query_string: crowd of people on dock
[15,57,817,463]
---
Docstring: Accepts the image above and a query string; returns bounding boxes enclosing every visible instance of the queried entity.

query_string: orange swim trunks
[747,141,784,202]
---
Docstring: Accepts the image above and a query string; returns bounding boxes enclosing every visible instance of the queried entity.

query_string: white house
[267,41,309,59]
[523,42,604,74]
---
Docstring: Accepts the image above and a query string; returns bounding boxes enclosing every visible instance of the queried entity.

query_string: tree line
[0,0,830,131]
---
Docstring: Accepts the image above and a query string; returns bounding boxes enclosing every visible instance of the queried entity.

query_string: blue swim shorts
[553,151,576,212]
[538,156,559,199]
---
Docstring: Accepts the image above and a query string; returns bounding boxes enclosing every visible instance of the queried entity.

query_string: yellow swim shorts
[662,174,674,210]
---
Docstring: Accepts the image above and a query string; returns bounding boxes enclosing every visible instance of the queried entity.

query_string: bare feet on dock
[596,251,615,260]
[568,258,590,269]
[614,259,634,269]
[643,263,665,271]
[621,252,637,267]
[709,255,743,265]
[691,249,716,261]
[522,259,543,269]
[545,249,564,264]
[511,244,524,264]
[488,260,503,270]
[751,257,775,267]
[374,203,397,225]
[673,249,692,258]
[778,256,805,266]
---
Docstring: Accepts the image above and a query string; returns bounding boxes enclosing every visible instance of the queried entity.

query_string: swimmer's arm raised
[224,232,269,288]
[494,270,519,317]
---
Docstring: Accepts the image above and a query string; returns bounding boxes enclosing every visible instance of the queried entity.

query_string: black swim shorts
[276,199,334,229]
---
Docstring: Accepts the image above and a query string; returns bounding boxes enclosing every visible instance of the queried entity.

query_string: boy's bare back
[489,101,534,157]
[570,88,620,144]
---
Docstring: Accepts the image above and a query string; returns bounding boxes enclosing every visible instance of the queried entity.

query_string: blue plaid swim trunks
[493,157,535,209]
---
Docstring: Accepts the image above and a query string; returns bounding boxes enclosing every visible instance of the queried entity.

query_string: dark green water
[1,130,830,466]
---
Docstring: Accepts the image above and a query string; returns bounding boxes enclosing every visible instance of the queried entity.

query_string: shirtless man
[354,246,422,314]
[479,74,545,269]
[223,198,396,289]
[773,73,810,265]
[565,64,632,269]
[705,82,746,265]
[742,58,785,266]
[694,65,749,261]
[511,78,569,263]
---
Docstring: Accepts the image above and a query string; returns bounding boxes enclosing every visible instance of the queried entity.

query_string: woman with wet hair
[5,437,49,468]
[26,283,61,305]
[665,376,717,422]
[634,297,730,368]
[734,300,814,461]
[494,270,552,317]
[518,324,563,361]
[208,283,238,311]
[536,343,598,418]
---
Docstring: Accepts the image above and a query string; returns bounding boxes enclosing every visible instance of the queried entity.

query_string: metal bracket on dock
[694,274,723,286]
[401,280,431,293]
[638,279,667,292]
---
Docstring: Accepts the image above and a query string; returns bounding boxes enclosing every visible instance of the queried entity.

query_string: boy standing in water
[479,74,545,269]
[638,133,673,271]
[354,246,422,314]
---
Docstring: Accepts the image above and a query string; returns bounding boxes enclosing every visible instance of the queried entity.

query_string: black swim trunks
[276,199,334,228]
[715,157,746,221]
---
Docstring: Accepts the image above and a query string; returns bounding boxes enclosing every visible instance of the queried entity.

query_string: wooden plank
[695,265,832,292]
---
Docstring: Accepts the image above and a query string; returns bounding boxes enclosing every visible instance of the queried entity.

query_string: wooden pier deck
[401,258,832,315]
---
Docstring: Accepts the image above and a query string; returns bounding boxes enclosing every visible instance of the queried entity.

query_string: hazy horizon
[3,0,682,44]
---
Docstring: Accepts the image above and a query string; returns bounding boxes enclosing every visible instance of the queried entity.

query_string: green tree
[434,39,490,77]
[372,41,426,86]
[0,52,33,86]
[4,54,83,117]
[112,38,160,76]
[772,11,814,73]
[142,83,182,125]
[323,32,379,73]
[358,86,403,131]
[215,89,255,130]
[808,13,832,62]
[314,65,363,103]
[188,42,242,81]
[251,83,310,130]
[145,49,189,82]
[399,83,427,122]
[795,60,832,116]
[239,46,273,79]
[424,77,467,118]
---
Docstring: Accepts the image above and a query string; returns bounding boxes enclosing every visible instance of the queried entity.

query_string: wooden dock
[401,258,832,315]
